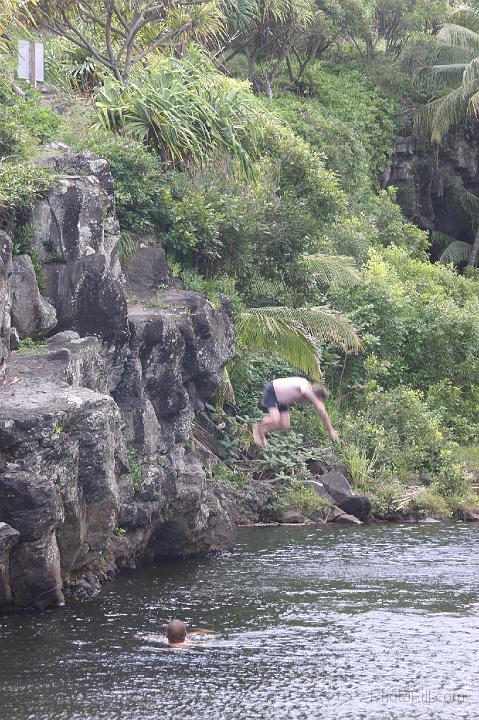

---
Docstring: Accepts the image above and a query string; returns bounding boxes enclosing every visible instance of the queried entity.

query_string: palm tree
[414,5,479,265]
[414,6,479,144]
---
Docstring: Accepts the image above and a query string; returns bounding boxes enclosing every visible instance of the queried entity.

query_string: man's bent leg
[278,411,290,431]
[253,407,282,447]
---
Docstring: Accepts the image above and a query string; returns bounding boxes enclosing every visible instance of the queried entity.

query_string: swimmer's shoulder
[136,633,167,645]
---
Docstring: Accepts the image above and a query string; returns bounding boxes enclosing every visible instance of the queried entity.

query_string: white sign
[18,40,44,86]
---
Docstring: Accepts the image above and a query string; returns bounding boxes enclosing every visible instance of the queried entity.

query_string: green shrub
[427,382,479,444]
[329,245,479,399]
[83,134,170,238]
[435,462,473,500]
[364,476,405,520]
[272,93,370,196]
[341,386,447,478]
[17,337,46,354]
[274,482,333,515]
[454,444,479,469]
[340,443,378,488]
[0,88,63,158]
[450,492,479,518]
[181,271,245,318]
[288,61,398,183]
[211,463,249,487]
[0,162,53,233]
[407,488,452,520]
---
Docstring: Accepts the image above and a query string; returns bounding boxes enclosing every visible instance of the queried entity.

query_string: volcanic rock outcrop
[0,147,236,611]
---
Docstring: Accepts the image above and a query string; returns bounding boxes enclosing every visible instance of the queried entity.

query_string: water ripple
[0,522,478,720]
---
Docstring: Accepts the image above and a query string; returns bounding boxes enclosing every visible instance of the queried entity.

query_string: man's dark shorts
[261,382,289,413]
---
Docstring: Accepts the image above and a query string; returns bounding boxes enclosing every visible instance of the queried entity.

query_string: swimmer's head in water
[312,383,330,401]
[166,619,187,643]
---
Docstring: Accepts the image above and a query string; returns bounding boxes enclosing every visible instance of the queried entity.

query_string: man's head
[312,383,330,401]
[166,619,187,644]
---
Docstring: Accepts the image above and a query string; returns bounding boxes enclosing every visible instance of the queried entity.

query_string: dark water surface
[1,523,478,720]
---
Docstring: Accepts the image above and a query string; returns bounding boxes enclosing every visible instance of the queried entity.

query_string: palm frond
[445,174,479,221]
[430,85,471,142]
[447,8,479,35]
[439,240,472,265]
[414,86,470,143]
[301,253,360,287]
[237,305,362,380]
[431,230,459,248]
[291,307,363,353]
[414,63,468,94]
[463,56,479,93]
[432,42,477,65]
[237,308,323,379]
[438,23,479,56]
[468,88,479,114]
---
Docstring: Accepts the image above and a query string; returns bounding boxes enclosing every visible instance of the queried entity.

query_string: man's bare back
[252,377,339,447]
[272,377,314,406]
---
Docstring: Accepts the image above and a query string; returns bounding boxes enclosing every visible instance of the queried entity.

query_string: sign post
[18,40,44,88]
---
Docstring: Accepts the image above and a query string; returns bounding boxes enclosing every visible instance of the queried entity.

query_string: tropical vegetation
[2,0,479,520]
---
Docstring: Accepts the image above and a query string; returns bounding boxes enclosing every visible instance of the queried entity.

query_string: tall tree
[317,0,445,59]
[25,0,228,82]
[223,0,315,97]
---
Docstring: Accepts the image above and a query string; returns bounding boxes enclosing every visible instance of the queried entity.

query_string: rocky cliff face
[383,129,479,245]
[0,147,237,611]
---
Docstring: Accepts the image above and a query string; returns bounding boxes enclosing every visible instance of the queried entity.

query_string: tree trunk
[467,227,479,267]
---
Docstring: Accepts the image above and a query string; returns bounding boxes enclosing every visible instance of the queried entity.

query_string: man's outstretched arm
[302,385,339,442]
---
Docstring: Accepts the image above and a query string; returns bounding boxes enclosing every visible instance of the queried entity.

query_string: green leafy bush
[341,386,447,478]
[0,87,63,158]
[211,463,249,487]
[0,162,53,233]
[329,246,479,410]
[283,61,398,183]
[360,476,405,520]
[435,462,473,500]
[274,482,333,515]
[407,488,452,520]
[181,271,244,318]
[83,134,170,238]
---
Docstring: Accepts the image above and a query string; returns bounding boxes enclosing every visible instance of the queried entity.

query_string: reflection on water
[1,523,478,720]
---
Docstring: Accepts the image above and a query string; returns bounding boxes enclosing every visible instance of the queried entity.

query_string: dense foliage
[2,0,479,519]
